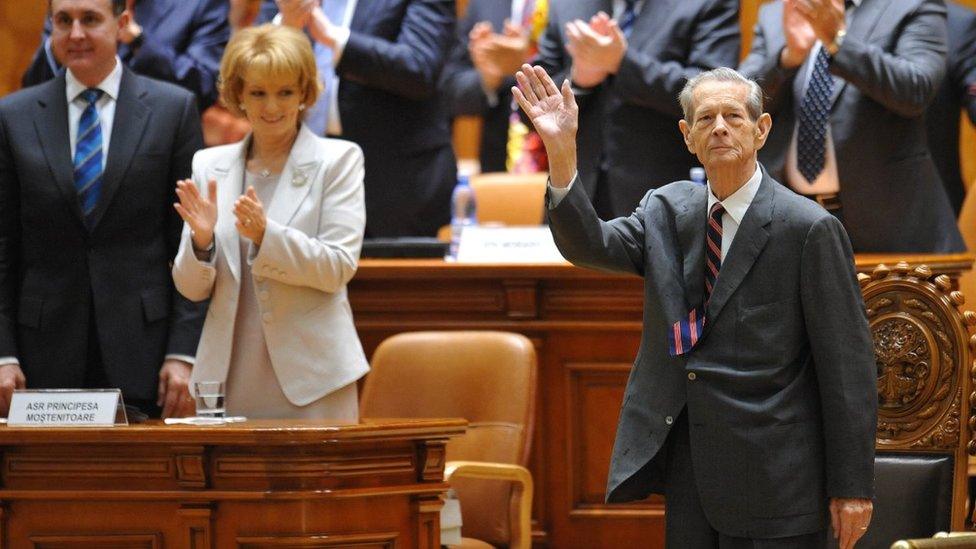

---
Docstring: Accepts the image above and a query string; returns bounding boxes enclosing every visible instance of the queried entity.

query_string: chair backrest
[470,172,548,226]
[360,331,538,547]
[856,263,976,548]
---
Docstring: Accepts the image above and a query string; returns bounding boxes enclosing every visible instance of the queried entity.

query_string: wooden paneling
[0,419,465,549]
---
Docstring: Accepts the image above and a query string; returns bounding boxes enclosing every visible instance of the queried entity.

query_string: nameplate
[8,390,121,427]
[456,226,567,264]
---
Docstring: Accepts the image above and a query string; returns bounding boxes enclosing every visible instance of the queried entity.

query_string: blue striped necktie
[796,47,833,183]
[74,88,104,223]
[669,203,724,356]
[619,0,637,37]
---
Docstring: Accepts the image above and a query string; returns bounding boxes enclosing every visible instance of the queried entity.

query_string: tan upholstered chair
[470,172,548,226]
[856,263,976,547]
[890,532,976,548]
[360,331,538,549]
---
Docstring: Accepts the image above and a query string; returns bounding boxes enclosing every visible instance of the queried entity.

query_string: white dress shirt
[548,164,761,262]
[785,0,860,195]
[66,57,123,169]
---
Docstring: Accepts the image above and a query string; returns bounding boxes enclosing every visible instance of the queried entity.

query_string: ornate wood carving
[502,279,539,318]
[417,441,446,482]
[175,447,207,489]
[859,263,976,452]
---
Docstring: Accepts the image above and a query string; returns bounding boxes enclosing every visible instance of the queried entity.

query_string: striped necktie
[307,0,350,136]
[796,47,833,184]
[618,0,637,37]
[74,88,104,223]
[670,203,724,356]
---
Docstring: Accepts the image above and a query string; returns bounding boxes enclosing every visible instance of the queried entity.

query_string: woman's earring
[239,104,246,111]
[298,104,306,111]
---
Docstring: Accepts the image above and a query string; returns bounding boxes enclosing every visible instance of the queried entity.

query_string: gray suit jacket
[548,168,877,538]
[536,0,740,218]
[740,0,964,253]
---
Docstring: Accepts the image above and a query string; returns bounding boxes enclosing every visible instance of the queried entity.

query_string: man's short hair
[48,0,126,17]
[679,67,764,122]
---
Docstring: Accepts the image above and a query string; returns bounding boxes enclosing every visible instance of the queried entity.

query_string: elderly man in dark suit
[531,0,740,219]
[0,0,205,417]
[262,0,457,237]
[740,0,964,253]
[21,0,228,110]
[512,63,877,548]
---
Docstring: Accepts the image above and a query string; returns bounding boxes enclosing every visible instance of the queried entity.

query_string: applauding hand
[174,179,218,251]
[235,187,267,246]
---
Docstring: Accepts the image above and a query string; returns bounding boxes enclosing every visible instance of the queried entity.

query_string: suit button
[688,372,697,381]
[262,312,272,323]
[259,290,269,301]
[665,416,674,425]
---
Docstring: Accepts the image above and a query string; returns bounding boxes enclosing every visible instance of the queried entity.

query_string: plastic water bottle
[690,167,707,185]
[446,175,477,260]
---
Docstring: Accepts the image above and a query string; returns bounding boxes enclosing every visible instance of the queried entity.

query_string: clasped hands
[174,179,267,249]
[565,11,627,88]
[781,0,846,68]
[469,20,531,91]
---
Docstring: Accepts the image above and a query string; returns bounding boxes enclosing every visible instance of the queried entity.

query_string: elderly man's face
[679,80,770,173]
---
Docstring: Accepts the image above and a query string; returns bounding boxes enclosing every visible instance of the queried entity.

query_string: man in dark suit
[22,0,229,110]
[740,0,964,253]
[532,0,739,219]
[512,64,877,547]
[264,0,457,237]
[0,0,205,417]
[440,0,548,173]
[926,0,976,215]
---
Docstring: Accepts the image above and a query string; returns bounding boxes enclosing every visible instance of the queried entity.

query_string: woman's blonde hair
[218,24,322,118]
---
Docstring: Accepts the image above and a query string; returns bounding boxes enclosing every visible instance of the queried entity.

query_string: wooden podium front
[0,418,465,548]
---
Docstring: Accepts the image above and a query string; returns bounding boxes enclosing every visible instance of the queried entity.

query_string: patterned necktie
[618,0,637,37]
[74,88,104,223]
[670,203,724,356]
[306,0,349,135]
[796,47,833,184]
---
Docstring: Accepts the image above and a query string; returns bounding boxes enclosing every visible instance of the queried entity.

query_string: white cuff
[165,354,195,365]
[547,172,578,209]
[0,357,20,367]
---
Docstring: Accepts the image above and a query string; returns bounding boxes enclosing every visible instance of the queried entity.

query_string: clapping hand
[469,21,530,91]
[277,0,315,28]
[565,12,626,87]
[794,0,846,48]
[781,0,818,68]
[234,187,267,246]
[174,179,218,251]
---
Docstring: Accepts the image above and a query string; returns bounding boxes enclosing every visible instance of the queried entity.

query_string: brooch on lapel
[292,171,309,187]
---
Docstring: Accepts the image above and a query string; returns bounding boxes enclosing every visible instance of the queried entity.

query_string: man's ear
[754,113,772,149]
[678,119,694,154]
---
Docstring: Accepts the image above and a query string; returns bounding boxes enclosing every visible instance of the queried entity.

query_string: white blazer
[172,125,369,406]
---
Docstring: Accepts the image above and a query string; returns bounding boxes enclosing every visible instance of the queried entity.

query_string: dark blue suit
[0,68,206,402]
[441,0,518,173]
[261,0,458,237]
[21,0,229,110]
[926,1,976,215]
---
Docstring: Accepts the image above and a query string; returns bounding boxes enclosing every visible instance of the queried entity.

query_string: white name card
[456,226,568,264]
[8,390,121,427]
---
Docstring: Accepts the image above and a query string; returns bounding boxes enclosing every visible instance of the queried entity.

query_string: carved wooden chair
[855,262,976,548]
[360,331,538,549]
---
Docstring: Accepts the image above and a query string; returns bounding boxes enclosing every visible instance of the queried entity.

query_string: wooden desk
[0,418,465,548]
[350,254,974,549]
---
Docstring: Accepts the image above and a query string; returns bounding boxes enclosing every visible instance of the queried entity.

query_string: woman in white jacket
[172,25,368,419]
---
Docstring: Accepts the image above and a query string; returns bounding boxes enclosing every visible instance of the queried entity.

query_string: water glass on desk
[194,381,225,418]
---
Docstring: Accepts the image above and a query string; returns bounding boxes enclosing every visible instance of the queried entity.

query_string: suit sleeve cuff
[0,357,20,367]
[165,354,195,365]
[548,173,578,209]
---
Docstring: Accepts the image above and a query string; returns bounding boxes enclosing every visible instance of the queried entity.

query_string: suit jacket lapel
[674,185,707,311]
[265,125,321,225]
[627,0,676,52]
[33,73,86,229]
[211,138,249,283]
[89,68,150,230]
[703,170,774,331]
[829,0,890,108]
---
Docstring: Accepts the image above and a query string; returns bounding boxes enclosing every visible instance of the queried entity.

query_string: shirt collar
[706,164,762,225]
[66,56,123,104]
